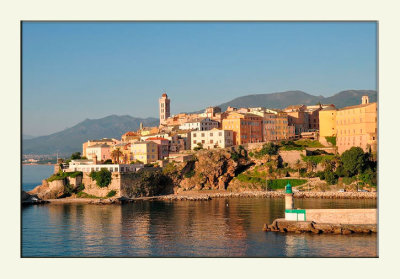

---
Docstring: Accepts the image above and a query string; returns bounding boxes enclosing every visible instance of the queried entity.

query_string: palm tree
[111,148,123,164]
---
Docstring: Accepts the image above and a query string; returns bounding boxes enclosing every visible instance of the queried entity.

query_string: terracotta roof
[123,131,137,136]
[146,137,169,141]
[87,143,110,148]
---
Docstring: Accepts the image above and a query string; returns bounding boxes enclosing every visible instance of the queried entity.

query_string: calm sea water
[22,165,377,257]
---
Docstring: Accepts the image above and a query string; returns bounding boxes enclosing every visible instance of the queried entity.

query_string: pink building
[85,144,112,162]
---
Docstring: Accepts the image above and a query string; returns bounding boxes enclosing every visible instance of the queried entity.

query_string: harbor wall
[305,209,377,224]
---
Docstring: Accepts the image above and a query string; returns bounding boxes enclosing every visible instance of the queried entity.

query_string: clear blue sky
[23,22,377,136]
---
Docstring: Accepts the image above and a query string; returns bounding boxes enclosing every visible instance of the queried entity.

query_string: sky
[22,22,377,137]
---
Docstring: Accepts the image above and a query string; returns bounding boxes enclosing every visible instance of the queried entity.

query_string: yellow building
[318,107,338,145]
[131,141,158,164]
[221,112,263,145]
[319,96,377,154]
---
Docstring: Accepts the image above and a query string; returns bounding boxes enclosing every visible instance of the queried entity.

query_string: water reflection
[22,198,377,257]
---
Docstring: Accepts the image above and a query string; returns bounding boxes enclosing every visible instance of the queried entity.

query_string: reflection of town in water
[23,198,377,257]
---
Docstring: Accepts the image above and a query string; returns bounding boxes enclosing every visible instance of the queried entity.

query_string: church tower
[159,92,170,125]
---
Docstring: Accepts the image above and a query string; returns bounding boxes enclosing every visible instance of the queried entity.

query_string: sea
[22,164,378,257]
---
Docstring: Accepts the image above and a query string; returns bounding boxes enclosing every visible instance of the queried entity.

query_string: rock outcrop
[21,191,48,205]
[173,148,252,193]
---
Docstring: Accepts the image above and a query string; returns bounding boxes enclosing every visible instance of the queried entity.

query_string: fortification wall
[81,173,121,197]
[305,209,377,224]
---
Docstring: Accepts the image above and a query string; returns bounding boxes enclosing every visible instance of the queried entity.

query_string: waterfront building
[336,96,377,154]
[221,112,263,145]
[191,129,233,150]
[178,118,219,131]
[131,141,159,164]
[82,138,119,157]
[85,143,112,162]
[146,137,169,159]
[159,92,171,125]
[67,159,143,173]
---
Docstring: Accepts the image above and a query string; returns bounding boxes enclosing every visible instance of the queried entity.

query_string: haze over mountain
[23,89,377,155]
[23,115,159,155]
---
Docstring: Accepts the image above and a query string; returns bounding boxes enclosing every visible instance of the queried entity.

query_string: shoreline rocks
[21,191,49,205]
[263,218,377,234]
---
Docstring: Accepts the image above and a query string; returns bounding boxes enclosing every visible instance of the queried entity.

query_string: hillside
[214,89,377,110]
[23,115,159,155]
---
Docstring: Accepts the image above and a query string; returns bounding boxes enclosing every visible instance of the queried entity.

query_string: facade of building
[336,96,377,154]
[262,113,295,141]
[85,144,112,162]
[159,93,171,125]
[146,137,169,159]
[191,129,233,150]
[221,112,263,145]
[68,159,143,173]
[284,105,309,135]
[178,118,219,131]
[131,141,159,164]
[318,107,338,145]
[82,138,118,157]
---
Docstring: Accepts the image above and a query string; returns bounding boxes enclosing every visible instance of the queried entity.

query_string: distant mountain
[23,134,36,140]
[23,115,159,155]
[214,90,377,110]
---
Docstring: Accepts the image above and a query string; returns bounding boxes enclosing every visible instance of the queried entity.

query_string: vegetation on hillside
[90,168,112,188]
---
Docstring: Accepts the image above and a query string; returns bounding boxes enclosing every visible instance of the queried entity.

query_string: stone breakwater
[263,218,377,234]
[158,191,376,201]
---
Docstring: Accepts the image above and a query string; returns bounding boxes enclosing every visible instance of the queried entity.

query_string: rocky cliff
[167,147,253,193]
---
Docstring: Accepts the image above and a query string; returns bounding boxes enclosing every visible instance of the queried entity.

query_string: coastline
[38,190,377,204]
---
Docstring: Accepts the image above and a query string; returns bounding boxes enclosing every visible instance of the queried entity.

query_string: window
[193,133,197,137]
[193,140,197,144]
[210,133,213,137]
[219,132,222,136]
[201,133,205,137]
[210,140,213,143]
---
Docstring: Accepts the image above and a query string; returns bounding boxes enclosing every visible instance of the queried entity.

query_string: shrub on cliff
[341,147,368,176]
[90,168,112,188]
[106,190,117,198]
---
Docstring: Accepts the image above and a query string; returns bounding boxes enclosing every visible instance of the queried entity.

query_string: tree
[341,147,368,176]
[90,168,112,188]
[111,148,123,164]
[71,152,81,160]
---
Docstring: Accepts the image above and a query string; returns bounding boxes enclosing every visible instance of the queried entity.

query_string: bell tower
[159,92,170,125]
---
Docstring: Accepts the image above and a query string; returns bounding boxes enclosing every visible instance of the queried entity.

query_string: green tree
[71,152,81,160]
[193,143,203,151]
[90,168,112,188]
[341,147,368,176]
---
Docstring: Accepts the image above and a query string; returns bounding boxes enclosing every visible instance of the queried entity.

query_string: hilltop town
[24,92,377,203]
[77,92,376,165]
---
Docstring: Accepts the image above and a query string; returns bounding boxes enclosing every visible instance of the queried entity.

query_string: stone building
[336,96,377,154]
[222,112,263,145]
[159,92,171,125]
